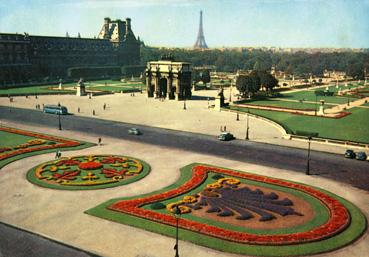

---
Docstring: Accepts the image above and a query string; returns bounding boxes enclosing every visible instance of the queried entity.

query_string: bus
[43,105,68,115]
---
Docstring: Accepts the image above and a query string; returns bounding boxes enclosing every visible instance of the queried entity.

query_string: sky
[0,0,368,48]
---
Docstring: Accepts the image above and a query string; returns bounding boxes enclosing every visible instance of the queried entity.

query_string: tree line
[141,46,369,79]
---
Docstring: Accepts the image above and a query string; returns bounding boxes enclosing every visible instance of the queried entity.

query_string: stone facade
[146,59,192,100]
[0,17,140,85]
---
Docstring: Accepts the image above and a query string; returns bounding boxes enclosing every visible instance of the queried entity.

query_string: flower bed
[0,127,81,162]
[87,163,367,256]
[108,164,351,245]
[27,155,150,190]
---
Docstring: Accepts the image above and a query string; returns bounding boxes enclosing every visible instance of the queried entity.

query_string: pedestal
[317,105,325,115]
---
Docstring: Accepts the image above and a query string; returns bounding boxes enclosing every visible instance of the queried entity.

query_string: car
[355,152,367,161]
[344,149,356,159]
[128,128,141,135]
[218,132,235,141]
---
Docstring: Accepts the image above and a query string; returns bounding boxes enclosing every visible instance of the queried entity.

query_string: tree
[258,71,279,92]
[236,71,260,97]
[201,70,211,84]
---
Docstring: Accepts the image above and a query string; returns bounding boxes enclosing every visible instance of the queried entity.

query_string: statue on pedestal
[76,78,86,96]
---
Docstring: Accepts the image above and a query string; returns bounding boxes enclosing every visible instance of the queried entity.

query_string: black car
[355,152,367,161]
[344,150,356,159]
[218,132,235,141]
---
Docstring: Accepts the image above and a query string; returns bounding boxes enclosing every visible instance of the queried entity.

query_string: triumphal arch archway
[146,56,192,100]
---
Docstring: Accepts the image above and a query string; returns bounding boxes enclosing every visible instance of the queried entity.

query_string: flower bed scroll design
[28,155,149,190]
[0,127,81,161]
[108,165,350,245]
[165,177,303,221]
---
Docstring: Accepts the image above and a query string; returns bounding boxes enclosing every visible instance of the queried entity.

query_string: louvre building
[0,17,140,85]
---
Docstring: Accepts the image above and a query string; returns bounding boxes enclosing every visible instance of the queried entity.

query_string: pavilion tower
[194,10,208,49]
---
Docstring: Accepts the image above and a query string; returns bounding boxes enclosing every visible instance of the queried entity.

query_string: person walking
[103,103,106,110]
[78,107,80,113]
[93,110,95,116]
[98,137,102,146]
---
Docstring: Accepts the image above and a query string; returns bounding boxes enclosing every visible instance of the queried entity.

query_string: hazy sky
[0,0,368,48]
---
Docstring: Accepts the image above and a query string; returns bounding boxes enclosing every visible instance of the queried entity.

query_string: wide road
[0,222,100,257]
[1,106,368,191]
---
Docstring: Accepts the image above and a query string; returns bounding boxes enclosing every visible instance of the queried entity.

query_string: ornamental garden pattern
[87,163,367,256]
[27,155,150,190]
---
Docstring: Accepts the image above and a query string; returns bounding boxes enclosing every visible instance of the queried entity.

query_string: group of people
[55,150,62,159]
[220,125,227,132]
[35,104,42,110]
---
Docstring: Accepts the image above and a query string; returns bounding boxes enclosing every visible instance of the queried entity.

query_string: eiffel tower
[194,10,208,49]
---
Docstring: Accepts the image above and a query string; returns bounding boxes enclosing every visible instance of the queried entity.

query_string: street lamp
[173,205,181,257]
[236,111,239,121]
[245,108,250,140]
[306,136,312,175]
[58,111,62,130]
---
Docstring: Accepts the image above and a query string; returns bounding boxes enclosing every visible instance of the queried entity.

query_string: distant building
[146,55,192,100]
[323,70,346,79]
[0,17,140,85]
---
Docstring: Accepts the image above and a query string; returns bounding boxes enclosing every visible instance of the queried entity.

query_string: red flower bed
[108,165,350,245]
[78,161,103,170]
[0,127,81,161]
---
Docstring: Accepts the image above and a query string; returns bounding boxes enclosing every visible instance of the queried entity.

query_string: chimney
[104,17,110,38]
[126,18,131,34]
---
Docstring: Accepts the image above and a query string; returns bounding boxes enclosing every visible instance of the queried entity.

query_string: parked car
[128,128,141,135]
[355,152,367,161]
[344,150,356,159]
[218,132,235,141]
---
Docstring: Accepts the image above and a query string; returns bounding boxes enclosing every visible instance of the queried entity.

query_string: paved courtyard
[0,120,368,257]
[0,88,360,154]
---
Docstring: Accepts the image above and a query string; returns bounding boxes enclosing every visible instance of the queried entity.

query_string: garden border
[86,163,367,256]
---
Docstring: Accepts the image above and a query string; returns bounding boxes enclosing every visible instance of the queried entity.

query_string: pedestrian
[42,103,44,108]
[93,110,95,116]
[98,137,102,146]
[25,95,28,98]
[55,150,59,159]
[220,126,223,132]
[58,150,62,159]
[103,103,106,110]
[35,94,38,99]
[224,125,227,131]
[78,107,80,113]
[89,94,92,99]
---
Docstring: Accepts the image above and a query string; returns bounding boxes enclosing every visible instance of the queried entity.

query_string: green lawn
[236,99,319,110]
[87,83,144,92]
[0,127,94,168]
[280,90,350,104]
[86,163,367,257]
[0,131,35,147]
[229,106,369,143]
[0,80,145,96]
[0,84,74,96]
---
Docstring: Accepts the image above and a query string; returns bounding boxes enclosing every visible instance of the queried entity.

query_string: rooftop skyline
[0,0,368,48]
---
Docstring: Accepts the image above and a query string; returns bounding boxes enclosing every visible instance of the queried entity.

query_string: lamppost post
[173,205,181,257]
[58,112,62,130]
[314,94,317,116]
[236,111,239,121]
[306,136,311,175]
[245,108,249,140]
